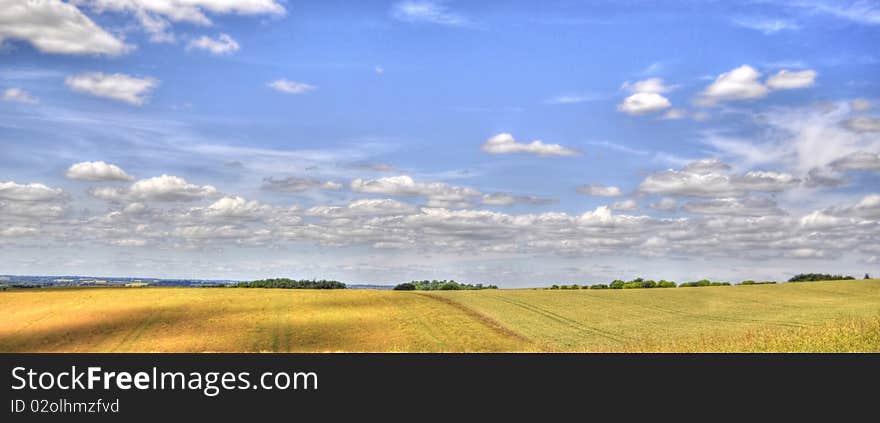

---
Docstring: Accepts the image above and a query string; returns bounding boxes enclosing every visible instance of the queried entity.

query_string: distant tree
[788,273,854,282]
[393,282,416,291]
[236,278,346,289]
[550,285,560,290]
[656,280,676,288]
[866,274,872,280]
[609,280,625,289]
[590,284,609,289]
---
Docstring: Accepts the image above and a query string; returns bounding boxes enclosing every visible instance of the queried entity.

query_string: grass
[0,280,878,352]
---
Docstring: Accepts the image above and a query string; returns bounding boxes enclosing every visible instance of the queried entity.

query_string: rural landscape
[2,2,879,354]
[1,276,878,352]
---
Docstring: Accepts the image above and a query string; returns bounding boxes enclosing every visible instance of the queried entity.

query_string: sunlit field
[1,280,878,352]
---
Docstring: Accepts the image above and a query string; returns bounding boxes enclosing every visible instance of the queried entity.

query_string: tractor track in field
[381,295,448,350]
[417,293,534,346]
[483,294,630,344]
[111,307,164,352]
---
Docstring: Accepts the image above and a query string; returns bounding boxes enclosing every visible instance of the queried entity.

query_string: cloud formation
[187,33,240,55]
[2,88,39,104]
[0,0,130,55]
[268,79,316,94]
[65,72,159,105]
[481,133,579,157]
[65,161,134,181]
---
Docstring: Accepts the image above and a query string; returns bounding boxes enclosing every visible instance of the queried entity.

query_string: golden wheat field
[1,280,878,352]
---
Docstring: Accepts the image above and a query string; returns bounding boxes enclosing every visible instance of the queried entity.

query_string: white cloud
[621,78,673,94]
[73,0,285,42]
[698,65,817,105]
[480,193,555,206]
[544,94,600,104]
[576,184,623,197]
[65,161,133,181]
[268,79,316,94]
[661,109,687,120]
[0,0,130,55]
[90,175,217,202]
[262,177,343,192]
[841,116,880,133]
[307,199,417,218]
[787,1,880,26]
[203,196,268,218]
[481,133,579,157]
[683,197,785,217]
[766,69,817,90]
[391,1,467,26]
[65,72,158,105]
[731,17,800,34]
[351,175,479,208]
[0,181,65,202]
[129,175,217,201]
[638,160,799,197]
[609,199,638,211]
[830,151,880,171]
[617,92,671,115]
[2,88,39,104]
[697,65,768,105]
[187,33,239,55]
[649,197,677,211]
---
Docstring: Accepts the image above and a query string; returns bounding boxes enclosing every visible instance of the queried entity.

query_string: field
[1,280,879,352]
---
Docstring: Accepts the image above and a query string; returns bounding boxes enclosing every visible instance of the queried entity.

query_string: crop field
[1,280,878,352]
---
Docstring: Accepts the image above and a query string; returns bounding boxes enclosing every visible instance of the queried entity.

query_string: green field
[1,280,878,352]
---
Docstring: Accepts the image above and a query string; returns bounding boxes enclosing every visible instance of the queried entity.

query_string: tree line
[235,279,347,289]
[548,273,868,290]
[393,280,499,291]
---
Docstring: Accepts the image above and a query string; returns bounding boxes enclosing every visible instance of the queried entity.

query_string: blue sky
[1,0,879,286]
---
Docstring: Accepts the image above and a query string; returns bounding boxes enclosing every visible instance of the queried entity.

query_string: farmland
[1,280,878,352]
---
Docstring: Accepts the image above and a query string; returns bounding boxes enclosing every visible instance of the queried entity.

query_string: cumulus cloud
[609,199,638,211]
[307,199,417,218]
[0,181,65,202]
[391,1,467,26]
[480,193,556,206]
[65,72,158,105]
[202,196,269,218]
[698,65,817,105]
[0,0,130,55]
[90,175,217,202]
[638,159,799,197]
[351,175,480,208]
[621,78,673,94]
[617,77,674,116]
[683,197,785,217]
[576,184,623,197]
[830,151,880,172]
[262,176,343,192]
[187,33,239,55]
[841,116,880,133]
[481,133,579,157]
[650,197,677,211]
[766,69,817,90]
[617,92,672,115]
[2,88,39,104]
[65,161,133,181]
[268,79,316,94]
[73,0,285,42]
[697,65,768,105]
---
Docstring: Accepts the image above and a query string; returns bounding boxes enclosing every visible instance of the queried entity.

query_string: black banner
[2,354,877,420]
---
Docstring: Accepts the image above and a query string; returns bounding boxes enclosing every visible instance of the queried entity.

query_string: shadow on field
[0,304,220,352]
